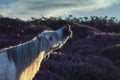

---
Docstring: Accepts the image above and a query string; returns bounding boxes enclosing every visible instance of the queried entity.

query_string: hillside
[0,16,120,80]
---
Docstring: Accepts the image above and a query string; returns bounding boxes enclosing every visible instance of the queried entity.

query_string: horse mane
[7,38,38,75]
[6,33,51,77]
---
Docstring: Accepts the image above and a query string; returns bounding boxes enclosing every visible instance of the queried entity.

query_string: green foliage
[0,15,120,25]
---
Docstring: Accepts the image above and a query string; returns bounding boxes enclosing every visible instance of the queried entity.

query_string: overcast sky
[0,0,120,20]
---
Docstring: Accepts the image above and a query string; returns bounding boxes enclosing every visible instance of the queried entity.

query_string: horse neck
[15,38,40,75]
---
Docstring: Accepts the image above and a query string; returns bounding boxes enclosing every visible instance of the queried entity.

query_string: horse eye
[49,36,52,40]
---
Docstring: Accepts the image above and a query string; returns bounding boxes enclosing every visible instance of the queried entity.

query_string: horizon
[0,0,120,20]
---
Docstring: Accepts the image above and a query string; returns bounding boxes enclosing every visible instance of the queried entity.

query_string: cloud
[0,0,120,20]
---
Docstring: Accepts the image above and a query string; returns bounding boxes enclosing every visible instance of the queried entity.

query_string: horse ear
[38,34,41,37]
[37,34,41,40]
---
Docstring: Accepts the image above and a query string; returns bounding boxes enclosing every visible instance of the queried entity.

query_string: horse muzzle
[62,25,72,38]
[55,25,72,40]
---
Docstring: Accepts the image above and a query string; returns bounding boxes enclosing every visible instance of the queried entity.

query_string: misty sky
[0,0,120,20]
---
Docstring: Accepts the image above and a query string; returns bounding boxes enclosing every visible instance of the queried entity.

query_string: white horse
[0,25,72,80]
